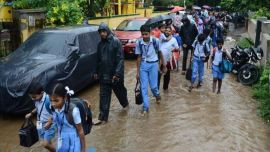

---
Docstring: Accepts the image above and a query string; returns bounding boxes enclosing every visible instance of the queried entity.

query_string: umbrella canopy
[171,6,185,13]
[202,5,211,9]
[145,14,172,25]
[192,6,201,10]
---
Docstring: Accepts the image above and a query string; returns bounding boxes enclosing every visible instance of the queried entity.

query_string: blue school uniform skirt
[212,65,224,79]
[54,112,81,152]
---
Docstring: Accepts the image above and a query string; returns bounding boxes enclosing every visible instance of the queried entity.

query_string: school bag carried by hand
[134,80,143,105]
[18,118,39,147]
[66,98,93,135]
[219,59,233,73]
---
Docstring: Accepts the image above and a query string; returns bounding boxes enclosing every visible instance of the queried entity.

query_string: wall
[248,18,270,65]
[88,9,168,29]
[247,19,256,43]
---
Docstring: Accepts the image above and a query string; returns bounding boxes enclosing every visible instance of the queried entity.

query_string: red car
[113,18,148,58]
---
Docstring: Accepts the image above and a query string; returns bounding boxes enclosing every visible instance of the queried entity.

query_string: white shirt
[159,36,179,63]
[213,49,223,66]
[192,41,210,58]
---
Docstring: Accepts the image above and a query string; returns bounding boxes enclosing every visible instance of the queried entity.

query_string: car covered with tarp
[0,25,100,114]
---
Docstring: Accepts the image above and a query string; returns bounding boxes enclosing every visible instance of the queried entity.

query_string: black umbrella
[145,14,172,25]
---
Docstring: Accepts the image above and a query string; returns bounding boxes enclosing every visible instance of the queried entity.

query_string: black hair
[49,83,72,113]
[203,28,211,36]
[198,33,206,43]
[165,26,172,30]
[176,12,180,15]
[181,17,190,25]
[28,80,44,94]
[216,38,224,44]
[140,24,151,33]
[159,23,166,29]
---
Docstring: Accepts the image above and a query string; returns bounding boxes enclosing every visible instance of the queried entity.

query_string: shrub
[252,61,270,121]
[46,0,84,25]
[237,38,253,48]
[253,7,270,19]
[13,0,84,25]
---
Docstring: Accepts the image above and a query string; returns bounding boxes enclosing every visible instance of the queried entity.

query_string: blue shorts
[38,123,56,142]
[212,65,224,79]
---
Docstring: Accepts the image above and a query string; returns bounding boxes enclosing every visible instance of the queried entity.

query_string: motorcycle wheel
[237,64,259,85]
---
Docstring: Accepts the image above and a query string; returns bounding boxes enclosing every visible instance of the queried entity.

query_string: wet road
[1,31,270,151]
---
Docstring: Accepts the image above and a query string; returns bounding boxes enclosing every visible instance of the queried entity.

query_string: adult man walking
[93,23,129,125]
[179,17,198,75]
[136,25,166,115]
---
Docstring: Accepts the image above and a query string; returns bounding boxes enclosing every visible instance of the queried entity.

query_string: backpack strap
[138,37,159,57]
[152,37,159,54]
[65,102,76,127]
[44,95,52,114]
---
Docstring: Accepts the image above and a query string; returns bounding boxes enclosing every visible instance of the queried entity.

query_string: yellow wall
[88,10,168,29]
[0,6,12,22]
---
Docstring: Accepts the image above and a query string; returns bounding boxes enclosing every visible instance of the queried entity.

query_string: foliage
[46,0,84,25]
[220,0,270,12]
[253,7,270,19]
[252,61,270,121]
[13,0,85,25]
[13,0,47,9]
[237,38,253,48]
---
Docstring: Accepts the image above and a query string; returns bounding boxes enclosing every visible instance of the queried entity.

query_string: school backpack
[65,98,92,135]
[195,41,210,62]
[138,37,159,56]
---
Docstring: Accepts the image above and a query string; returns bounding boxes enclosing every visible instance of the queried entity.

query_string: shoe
[181,71,186,75]
[123,103,129,110]
[141,109,148,116]
[93,118,107,126]
[188,86,193,92]
[197,82,202,88]
[155,95,161,104]
[217,91,221,94]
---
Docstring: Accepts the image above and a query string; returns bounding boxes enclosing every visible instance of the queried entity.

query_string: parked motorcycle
[231,45,264,85]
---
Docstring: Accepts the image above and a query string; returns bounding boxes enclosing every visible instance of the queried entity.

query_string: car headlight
[128,39,137,43]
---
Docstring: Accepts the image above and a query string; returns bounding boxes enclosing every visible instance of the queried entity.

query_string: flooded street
[1,29,270,152]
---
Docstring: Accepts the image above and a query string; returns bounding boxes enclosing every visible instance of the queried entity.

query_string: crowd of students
[24,9,232,152]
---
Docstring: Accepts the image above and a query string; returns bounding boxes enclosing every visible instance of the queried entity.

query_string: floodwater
[1,29,270,152]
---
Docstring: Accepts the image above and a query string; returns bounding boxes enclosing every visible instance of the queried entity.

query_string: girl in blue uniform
[48,83,86,152]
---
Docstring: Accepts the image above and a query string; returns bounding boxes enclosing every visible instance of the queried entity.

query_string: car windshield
[18,32,70,57]
[116,20,146,31]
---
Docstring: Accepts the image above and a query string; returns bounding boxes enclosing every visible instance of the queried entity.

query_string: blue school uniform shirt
[53,104,82,152]
[135,36,160,62]
[35,92,52,123]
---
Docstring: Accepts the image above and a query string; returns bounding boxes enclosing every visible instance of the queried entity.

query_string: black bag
[18,119,39,147]
[66,98,92,135]
[135,80,143,105]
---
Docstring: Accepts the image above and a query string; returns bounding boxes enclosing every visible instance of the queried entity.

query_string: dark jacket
[179,22,198,46]
[96,23,124,82]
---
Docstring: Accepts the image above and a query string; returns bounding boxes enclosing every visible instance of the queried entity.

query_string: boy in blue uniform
[135,24,166,115]
[211,38,231,94]
[25,82,56,152]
